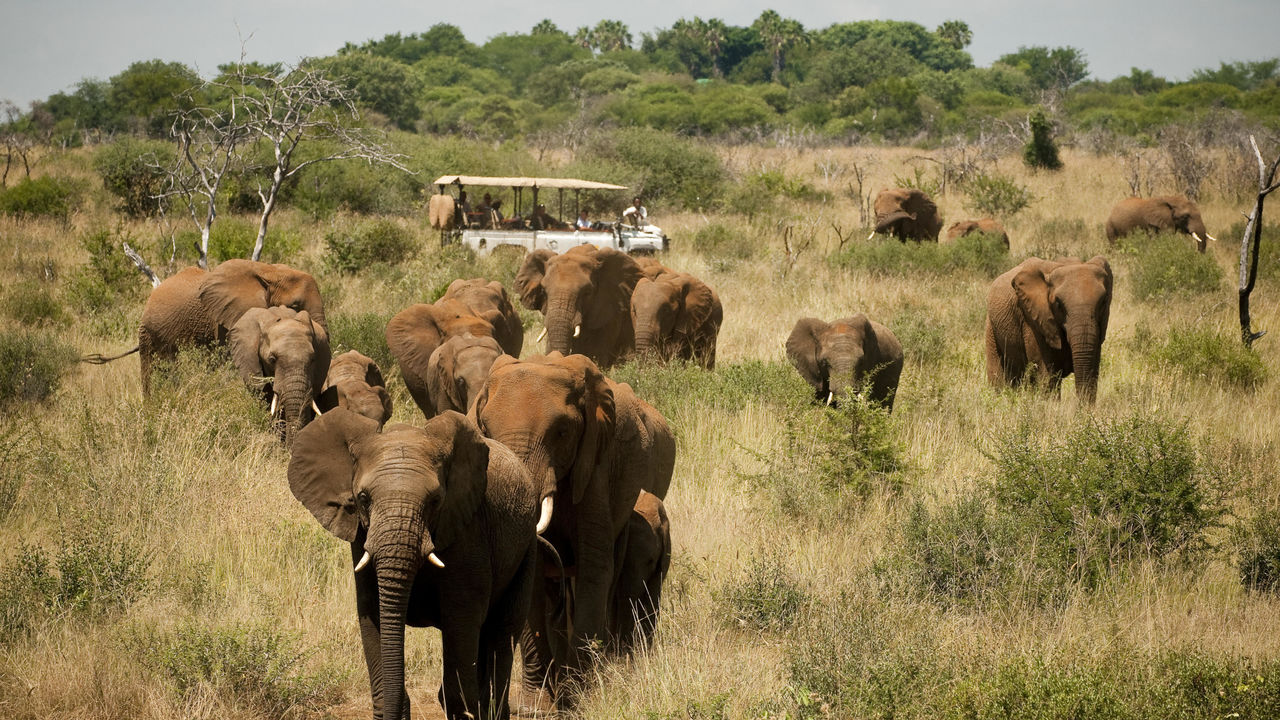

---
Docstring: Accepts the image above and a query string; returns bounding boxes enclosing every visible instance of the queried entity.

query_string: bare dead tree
[830,221,856,252]
[1160,124,1214,201]
[848,161,872,227]
[779,222,815,278]
[1237,135,1280,347]
[1,100,36,187]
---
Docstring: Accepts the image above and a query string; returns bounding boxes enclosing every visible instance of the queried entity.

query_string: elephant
[944,218,1010,248]
[440,278,524,359]
[386,297,509,419]
[86,259,327,395]
[635,256,674,281]
[288,408,537,720]
[1105,195,1216,252]
[985,256,1113,404]
[513,245,644,369]
[630,271,723,369]
[317,350,392,426]
[425,333,505,415]
[609,490,671,655]
[872,187,942,242]
[228,306,330,444]
[472,352,675,701]
[786,315,904,411]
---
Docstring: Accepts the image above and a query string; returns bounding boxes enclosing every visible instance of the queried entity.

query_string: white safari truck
[427,175,669,255]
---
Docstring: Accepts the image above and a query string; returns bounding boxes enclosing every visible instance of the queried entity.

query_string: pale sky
[3,0,1278,108]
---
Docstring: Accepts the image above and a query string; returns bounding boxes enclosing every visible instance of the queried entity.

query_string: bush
[64,228,148,314]
[962,172,1034,217]
[584,127,725,209]
[1023,109,1063,170]
[0,176,78,221]
[611,360,809,418]
[716,551,808,631]
[890,303,953,366]
[0,330,78,406]
[324,219,419,274]
[1237,505,1280,593]
[888,494,1020,603]
[1121,232,1224,300]
[1134,324,1267,390]
[93,137,172,217]
[201,217,302,265]
[327,311,395,380]
[724,169,828,217]
[831,234,1008,278]
[689,222,757,261]
[3,280,66,326]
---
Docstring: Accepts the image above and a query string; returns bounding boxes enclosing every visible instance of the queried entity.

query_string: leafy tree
[483,32,589,94]
[935,20,972,50]
[1191,59,1279,91]
[343,24,480,65]
[674,17,729,78]
[312,53,423,129]
[752,10,807,83]
[531,19,563,36]
[804,40,922,95]
[1023,109,1062,170]
[817,20,970,72]
[107,60,202,135]
[40,79,117,138]
[590,20,633,52]
[998,46,1089,94]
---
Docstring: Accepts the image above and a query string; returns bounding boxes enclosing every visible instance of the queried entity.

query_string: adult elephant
[945,217,1010,248]
[316,350,392,426]
[514,246,643,369]
[425,333,505,415]
[473,352,674,701]
[985,256,1113,404]
[1105,195,1216,252]
[87,259,326,394]
[609,490,671,655]
[386,298,506,419]
[786,315,904,411]
[228,306,330,444]
[631,272,723,369]
[872,187,942,242]
[289,409,537,720]
[440,278,524,358]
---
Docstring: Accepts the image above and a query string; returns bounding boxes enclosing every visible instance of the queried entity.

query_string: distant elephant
[630,271,723,369]
[514,246,644,368]
[386,297,508,419]
[289,409,537,720]
[609,490,671,655]
[1105,195,1216,252]
[86,259,327,395]
[428,193,457,231]
[426,333,505,415]
[473,352,675,701]
[316,350,392,426]
[872,187,942,242]
[945,217,1009,248]
[985,256,1113,404]
[635,256,674,281]
[786,315,904,411]
[440,278,524,358]
[228,306,330,444]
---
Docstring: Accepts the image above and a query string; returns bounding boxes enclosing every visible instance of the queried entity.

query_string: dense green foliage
[0,177,78,221]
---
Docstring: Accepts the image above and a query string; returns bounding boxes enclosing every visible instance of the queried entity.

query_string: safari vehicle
[428,175,669,256]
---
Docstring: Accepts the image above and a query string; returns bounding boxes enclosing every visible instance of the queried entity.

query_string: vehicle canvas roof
[433,175,628,191]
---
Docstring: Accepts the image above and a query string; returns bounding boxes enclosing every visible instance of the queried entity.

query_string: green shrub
[716,551,808,631]
[93,137,172,217]
[64,228,147,313]
[1230,219,1280,281]
[199,217,302,265]
[1236,505,1280,593]
[584,127,725,209]
[133,620,342,715]
[889,494,1018,602]
[890,304,953,366]
[891,166,942,198]
[327,311,395,378]
[962,172,1034,217]
[324,219,419,274]
[1122,231,1223,300]
[831,234,1008,278]
[1023,108,1063,170]
[611,359,810,419]
[0,330,78,406]
[689,222,756,261]
[0,176,78,221]
[724,169,828,217]
[3,280,66,326]
[1134,324,1267,390]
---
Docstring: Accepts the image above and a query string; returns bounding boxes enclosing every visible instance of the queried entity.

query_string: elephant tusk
[354,551,371,572]
[269,393,279,418]
[826,391,834,406]
[1190,232,1203,244]
[311,399,322,416]
[428,552,445,568]
[1205,233,1218,242]
[867,230,876,240]
[536,495,554,534]
[536,327,548,343]
[573,325,581,338]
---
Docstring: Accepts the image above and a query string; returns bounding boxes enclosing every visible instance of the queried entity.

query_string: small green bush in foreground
[1133,324,1267,390]
[0,330,78,406]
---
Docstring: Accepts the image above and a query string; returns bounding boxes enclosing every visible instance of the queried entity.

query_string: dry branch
[1236,135,1280,347]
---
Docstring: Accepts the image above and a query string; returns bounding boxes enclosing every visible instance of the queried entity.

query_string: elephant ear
[288,408,380,542]
[300,310,332,397]
[469,353,518,425]
[228,307,274,386]
[1012,260,1062,351]
[426,339,454,414]
[201,259,271,334]
[785,318,828,388]
[591,247,644,322]
[361,354,386,389]
[676,276,717,338]
[515,249,554,312]
[563,354,616,505]
[425,411,490,552]
[315,385,341,413]
[386,304,446,389]
[1087,255,1114,342]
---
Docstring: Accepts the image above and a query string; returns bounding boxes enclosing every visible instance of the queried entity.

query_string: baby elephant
[786,314,904,411]
[610,490,672,654]
[944,217,1009,248]
[426,333,505,415]
[317,350,392,425]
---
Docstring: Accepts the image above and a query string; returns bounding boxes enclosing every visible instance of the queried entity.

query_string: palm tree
[701,17,728,79]
[531,19,562,37]
[935,20,973,50]
[752,10,806,83]
[591,20,633,53]
[572,26,592,49]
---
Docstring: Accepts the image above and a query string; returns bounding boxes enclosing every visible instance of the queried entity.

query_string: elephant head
[317,350,392,426]
[1106,195,1215,252]
[441,277,524,357]
[426,334,505,416]
[1004,256,1113,403]
[386,298,501,419]
[786,314,905,411]
[630,272,722,369]
[201,259,327,338]
[873,187,942,242]
[610,490,671,655]
[514,246,643,368]
[228,306,330,444]
[288,409,491,720]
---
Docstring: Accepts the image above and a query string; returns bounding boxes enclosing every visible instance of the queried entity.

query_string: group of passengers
[453,192,649,232]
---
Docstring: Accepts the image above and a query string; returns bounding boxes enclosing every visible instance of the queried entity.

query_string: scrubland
[2,144,1280,719]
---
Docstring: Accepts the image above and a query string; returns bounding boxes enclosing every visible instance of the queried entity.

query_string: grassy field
[3,142,1280,719]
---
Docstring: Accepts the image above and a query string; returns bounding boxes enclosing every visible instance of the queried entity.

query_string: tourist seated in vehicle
[622,196,648,227]
[531,204,569,231]
[576,211,593,230]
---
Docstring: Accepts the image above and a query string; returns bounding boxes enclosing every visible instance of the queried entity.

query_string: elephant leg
[519,576,560,701]
[439,625,482,720]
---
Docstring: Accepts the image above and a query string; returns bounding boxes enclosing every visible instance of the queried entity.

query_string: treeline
[7,14,1280,147]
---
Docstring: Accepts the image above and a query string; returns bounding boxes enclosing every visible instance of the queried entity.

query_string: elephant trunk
[634,322,659,359]
[369,501,426,720]
[276,361,313,445]
[1068,328,1102,404]
[544,290,580,355]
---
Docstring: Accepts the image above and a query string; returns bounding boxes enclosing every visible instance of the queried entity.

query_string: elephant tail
[82,345,140,364]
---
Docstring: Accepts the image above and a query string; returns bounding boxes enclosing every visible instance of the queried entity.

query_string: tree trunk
[1238,136,1280,348]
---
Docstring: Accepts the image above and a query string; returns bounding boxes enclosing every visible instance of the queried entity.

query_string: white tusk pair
[536,327,548,343]
[1191,232,1204,245]
[573,325,581,338]
[354,550,444,571]
[536,495,554,534]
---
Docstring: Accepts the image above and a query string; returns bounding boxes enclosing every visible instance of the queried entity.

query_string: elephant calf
[426,333,505,415]
[985,256,1113,404]
[786,314,904,411]
[610,490,672,655]
[945,217,1009,248]
[229,306,330,445]
[1105,195,1216,253]
[316,350,391,425]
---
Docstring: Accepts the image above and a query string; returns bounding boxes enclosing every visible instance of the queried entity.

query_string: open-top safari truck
[427,175,669,255]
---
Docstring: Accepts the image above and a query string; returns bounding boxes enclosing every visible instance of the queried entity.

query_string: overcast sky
[3,0,1278,108]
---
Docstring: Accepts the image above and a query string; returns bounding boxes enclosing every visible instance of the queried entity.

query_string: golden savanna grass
[2,142,1280,719]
